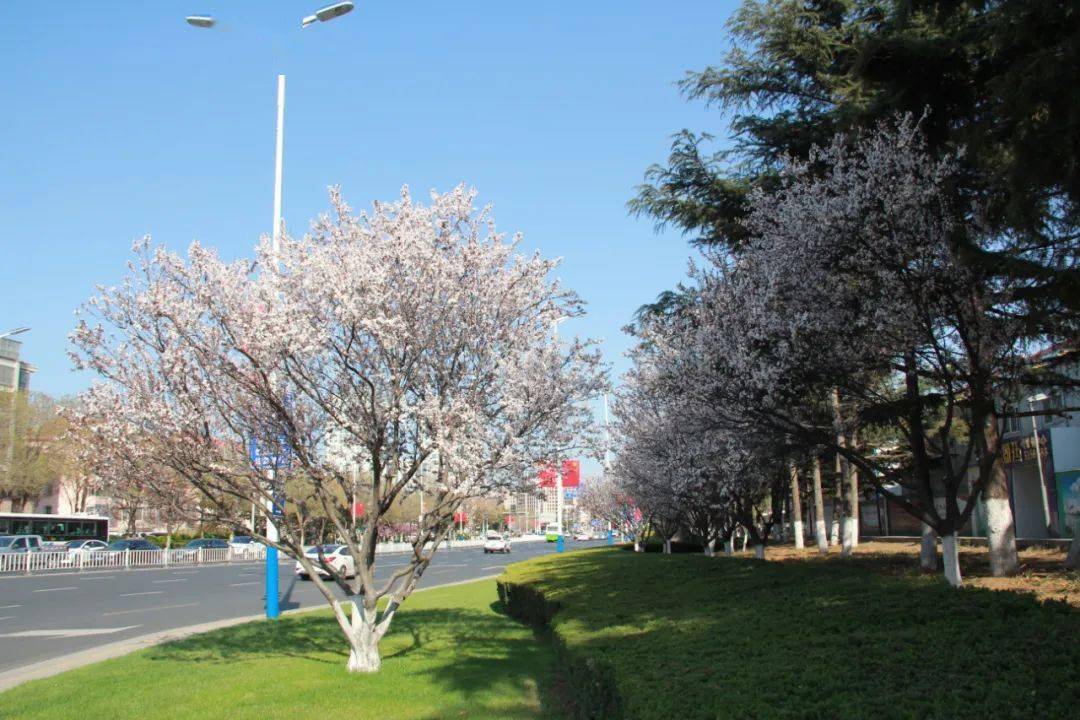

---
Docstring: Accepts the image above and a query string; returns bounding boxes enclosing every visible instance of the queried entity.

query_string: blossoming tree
[71,185,607,672]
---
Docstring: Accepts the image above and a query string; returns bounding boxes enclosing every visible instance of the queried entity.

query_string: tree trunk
[942,532,962,588]
[633,538,643,553]
[724,538,734,555]
[846,434,860,548]
[1065,537,1080,570]
[920,523,938,571]
[753,544,765,559]
[830,462,842,547]
[789,462,805,550]
[981,416,1019,576]
[663,538,672,554]
[811,457,828,555]
[704,538,716,557]
[337,600,382,673]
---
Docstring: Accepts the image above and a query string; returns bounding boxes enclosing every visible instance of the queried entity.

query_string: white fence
[0,535,550,576]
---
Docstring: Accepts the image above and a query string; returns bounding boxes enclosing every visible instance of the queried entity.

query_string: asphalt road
[0,538,606,674]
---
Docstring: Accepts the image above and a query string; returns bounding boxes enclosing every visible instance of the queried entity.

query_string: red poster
[538,464,558,488]
[352,502,365,517]
[453,511,468,524]
[561,459,580,487]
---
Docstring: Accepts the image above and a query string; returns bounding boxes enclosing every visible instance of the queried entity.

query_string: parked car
[0,535,44,553]
[574,532,591,541]
[105,538,158,552]
[483,532,511,554]
[228,535,258,557]
[295,545,355,579]
[62,539,108,564]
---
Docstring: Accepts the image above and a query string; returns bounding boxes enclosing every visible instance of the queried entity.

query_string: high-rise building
[0,337,34,392]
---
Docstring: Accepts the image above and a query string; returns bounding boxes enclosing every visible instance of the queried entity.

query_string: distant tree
[0,391,66,511]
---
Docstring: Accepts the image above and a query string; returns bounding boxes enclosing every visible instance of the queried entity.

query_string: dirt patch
[737,539,1080,607]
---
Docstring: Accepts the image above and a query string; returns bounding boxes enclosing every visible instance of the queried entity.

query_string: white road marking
[118,591,164,597]
[0,625,141,639]
[152,579,187,584]
[103,602,198,617]
[0,604,21,610]
[481,565,503,570]
[0,616,14,621]
[78,576,116,581]
[171,570,199,575]
[229,581,258,587]
[33,587,78,593]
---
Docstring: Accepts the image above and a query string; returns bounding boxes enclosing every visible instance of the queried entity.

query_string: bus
[0,513,110,543]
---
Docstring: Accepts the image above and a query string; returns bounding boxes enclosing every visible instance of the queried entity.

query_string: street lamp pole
[186,4,354,619]
[1027,393,1052,533]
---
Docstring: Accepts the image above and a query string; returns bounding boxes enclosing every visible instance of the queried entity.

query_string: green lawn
[499,547,1080,720]
[1,581,558,720]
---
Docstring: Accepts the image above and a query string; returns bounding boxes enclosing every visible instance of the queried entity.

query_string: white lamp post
[0,327,30,341]
[1026,392,1052,533]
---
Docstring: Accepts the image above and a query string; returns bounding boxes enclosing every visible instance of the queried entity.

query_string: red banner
[538,464,558,488]
[352,502,365,518]
[453,511,468,524]
[561,459,580,487]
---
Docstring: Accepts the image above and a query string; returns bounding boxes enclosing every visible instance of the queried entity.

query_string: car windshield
[307,545,341,555]
[232,536,251,543]
[0,537,16,548]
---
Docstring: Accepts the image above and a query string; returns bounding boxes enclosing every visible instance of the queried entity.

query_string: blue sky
[0,1,734,427]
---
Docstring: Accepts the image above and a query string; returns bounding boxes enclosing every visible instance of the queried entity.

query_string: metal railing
[0,534,550,576]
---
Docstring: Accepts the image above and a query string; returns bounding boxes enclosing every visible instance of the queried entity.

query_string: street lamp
[186,5,354,618]
[302,2,355,28]
[1025,392,1053,533]
[0,327,30,341]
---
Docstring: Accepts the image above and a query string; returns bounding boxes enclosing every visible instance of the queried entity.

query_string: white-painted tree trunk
[841,516,856,558]
[1065,536,1080,570]
[663,539,672,554]
[792,520,805,550]
[920,523,938,571]
[811,457,828,555]
[724,538,734,556]
[633,539,643,553]
[789,461,805,550]
[984,497,1019,576]
[705,538,716,557]
[941,532,962,588]
[753,544,765,559]
[337,601,382,673]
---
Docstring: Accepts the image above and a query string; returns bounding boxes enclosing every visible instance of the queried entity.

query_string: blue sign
[563,488,579,500]
[248,435,292,471]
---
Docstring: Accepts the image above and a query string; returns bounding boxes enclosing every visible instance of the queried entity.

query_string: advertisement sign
[249,435,292,471]
[352,502,365,519]
[1056,470,1080,539]
[1001,430,1051,468]
[564,488,579,500]
[453,511,468,524]
[561,460,580,487]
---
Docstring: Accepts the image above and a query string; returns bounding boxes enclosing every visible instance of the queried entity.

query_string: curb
[0,573,501,693]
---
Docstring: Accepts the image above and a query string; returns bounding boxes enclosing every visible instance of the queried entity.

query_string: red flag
[561,460,580,487]
[352,502,365,518]
[453,511,468,524]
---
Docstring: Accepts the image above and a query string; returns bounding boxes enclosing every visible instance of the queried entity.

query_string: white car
[228,535,258,557]
[295,544,355,579]
[63,539,108,564]
[574,532,591,541]
[483,533,511,554]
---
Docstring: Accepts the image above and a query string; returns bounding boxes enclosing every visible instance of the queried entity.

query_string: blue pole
[556,534,565,553]
[265,546,280,618]
[607,529,614,546]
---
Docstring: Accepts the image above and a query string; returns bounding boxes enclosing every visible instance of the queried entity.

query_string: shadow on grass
[146,602,561,718]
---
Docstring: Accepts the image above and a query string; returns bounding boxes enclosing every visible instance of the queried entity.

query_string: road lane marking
[229,581,258,587]
[32,587,77,593]
[0,605,21,610]
[152,579,187,584]
[118,591,164,597]
[103,603,198,617]
[0,616,13,621]
[79,576,116,581]
[171,570,199,575]
[481,565,503,570]
[0,625,141,639]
